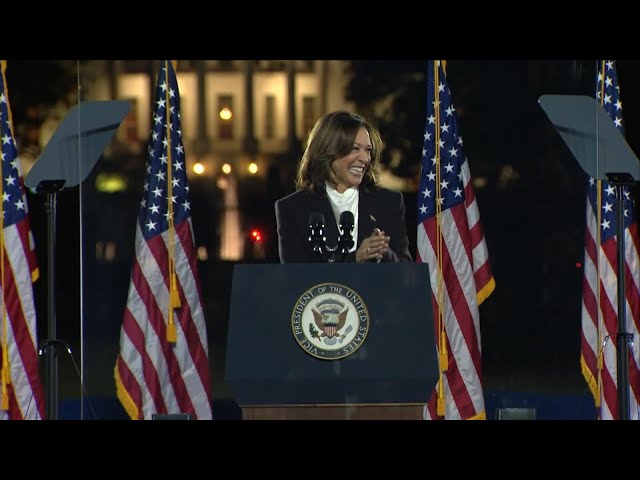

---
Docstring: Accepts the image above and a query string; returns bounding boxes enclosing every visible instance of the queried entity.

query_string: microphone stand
[336,225,354,263]
[308,217,327,261]
[308,213,354,263]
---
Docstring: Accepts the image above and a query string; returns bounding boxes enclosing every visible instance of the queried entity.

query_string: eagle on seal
[312,305,348,338]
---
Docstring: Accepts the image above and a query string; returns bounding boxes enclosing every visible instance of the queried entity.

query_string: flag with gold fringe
[115,60,212,420]
[416,60,495,420]
[0,60,45,420]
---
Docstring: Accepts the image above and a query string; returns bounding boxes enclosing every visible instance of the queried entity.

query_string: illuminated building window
[217,95,234,140]
[265,95,275,139]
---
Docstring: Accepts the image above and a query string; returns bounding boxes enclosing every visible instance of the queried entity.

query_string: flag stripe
[142,225,209,415]
[424,211,481,373]
[115,356,144,419]
[451,199,475,269]
[174,223,212,396]
[120,301,169,415]
[425,335,475,419]
[16,212,38,282]
[2,245,43,418]
[130,233,195,414]
[418,213,485,419]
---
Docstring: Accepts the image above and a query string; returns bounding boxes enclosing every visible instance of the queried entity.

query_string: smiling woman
[328,126,372,193]
[274,110,412,265]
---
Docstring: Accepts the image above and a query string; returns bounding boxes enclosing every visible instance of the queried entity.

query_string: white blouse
[325,183,359,253]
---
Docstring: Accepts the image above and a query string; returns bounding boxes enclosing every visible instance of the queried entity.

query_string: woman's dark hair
[295,110,383,192]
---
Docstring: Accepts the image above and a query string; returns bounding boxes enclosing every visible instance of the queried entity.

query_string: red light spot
[250,229,263,243]
[576,262,582,268]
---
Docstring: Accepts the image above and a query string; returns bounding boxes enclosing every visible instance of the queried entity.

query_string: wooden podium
[242,404,423,420]
[225,263,437,420]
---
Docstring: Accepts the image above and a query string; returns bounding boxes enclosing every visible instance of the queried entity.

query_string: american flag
[417,60,495,420]
[0,60,45,420]
[115,61,213,420]
[580,60,640,420]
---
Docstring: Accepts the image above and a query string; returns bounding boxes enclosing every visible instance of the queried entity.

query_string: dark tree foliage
[4,61,77,120]
[4,60,79,143]
[345,61,428,178]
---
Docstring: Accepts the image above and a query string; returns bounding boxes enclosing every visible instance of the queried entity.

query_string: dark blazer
[275,187,413,263]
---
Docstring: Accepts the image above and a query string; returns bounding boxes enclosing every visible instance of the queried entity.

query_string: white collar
[325,183,359,205]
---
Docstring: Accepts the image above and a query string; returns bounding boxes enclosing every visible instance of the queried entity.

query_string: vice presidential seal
[291,282,370,360]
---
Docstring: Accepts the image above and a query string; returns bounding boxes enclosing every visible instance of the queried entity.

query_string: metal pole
[45,189,58,420]
[615,183,631,420]
[37,180,65,420]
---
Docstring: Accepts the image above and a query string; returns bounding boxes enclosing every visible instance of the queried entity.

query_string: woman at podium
[275,110,412,264]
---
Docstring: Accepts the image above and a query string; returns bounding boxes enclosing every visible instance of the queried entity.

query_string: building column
[287,61,301,154]
[147,60,158,121]
[193,60,210,156]
[319,60,329,116]
[243,60,258,157]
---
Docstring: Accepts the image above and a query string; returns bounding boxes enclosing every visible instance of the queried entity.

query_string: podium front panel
[225,263,437,406]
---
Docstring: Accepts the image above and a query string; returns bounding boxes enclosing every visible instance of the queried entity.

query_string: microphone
[308,212,326,260]
[337,211,355,259]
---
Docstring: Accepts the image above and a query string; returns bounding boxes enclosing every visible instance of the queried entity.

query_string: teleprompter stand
[539,94,640,420]
[25,100,130,419]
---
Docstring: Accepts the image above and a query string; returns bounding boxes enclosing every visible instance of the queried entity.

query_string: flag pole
[595,178,603,410]
[0,60,9,411]
[433,60,448,417]
[164,60,180,344]
[594,60,606,411]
